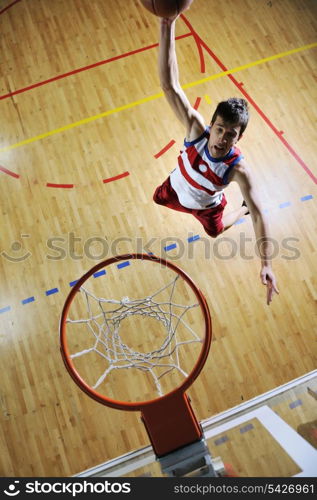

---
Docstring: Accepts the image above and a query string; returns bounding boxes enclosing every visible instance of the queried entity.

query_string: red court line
[181,15,317,185]
[103,171,130,183]
[0,33,192,101]
[0,0,22,16]
[0,165,20,178]
[46,183,74,189]
[188,21,206,74]
[193,97,201,110]
[154,140,176,159]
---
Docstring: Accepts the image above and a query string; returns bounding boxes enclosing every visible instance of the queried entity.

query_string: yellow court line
[0,41,316,154]
[183,41,317,89]
[0,92,164,153]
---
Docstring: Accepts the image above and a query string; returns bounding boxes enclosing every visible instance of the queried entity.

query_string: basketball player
[153,17,279,305]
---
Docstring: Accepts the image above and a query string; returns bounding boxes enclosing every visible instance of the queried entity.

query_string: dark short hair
[211,98,249,137]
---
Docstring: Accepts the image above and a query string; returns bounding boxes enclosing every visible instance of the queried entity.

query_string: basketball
[139,0,193,18]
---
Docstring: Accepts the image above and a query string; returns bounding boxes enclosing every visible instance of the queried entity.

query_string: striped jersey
[170,126,243,209]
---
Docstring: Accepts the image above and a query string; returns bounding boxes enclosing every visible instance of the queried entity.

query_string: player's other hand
[260,266,279,305]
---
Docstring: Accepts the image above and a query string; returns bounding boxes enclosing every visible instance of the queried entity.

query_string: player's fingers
[267,274,279,295]
[267,282,273,305]
[271,278,279,294]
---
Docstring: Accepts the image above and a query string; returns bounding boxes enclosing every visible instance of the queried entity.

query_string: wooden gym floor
[0,0,316,477]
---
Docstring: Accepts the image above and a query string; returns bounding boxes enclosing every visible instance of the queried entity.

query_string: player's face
[208,117,241,158]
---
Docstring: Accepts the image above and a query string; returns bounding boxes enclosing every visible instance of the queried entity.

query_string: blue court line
[234,195,305,225]
[240,423,254,433]
[214,435,229,446]
[46,288,59,296]
[22,296,35,305]
[93,269,106,278]
[164,243,177,251]
[234,217,246,225]
[289,399,302,409]
[117,261,130,269]
[279,201,291,209]
[0,306,11,314]
[69,279,79,287]
[0,194,313,315]
[188,234,200,243]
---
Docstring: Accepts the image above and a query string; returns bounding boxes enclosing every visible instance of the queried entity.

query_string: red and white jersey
[170,127,243,209]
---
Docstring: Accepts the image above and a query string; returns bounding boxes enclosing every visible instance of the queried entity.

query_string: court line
[0,306,11,314]
[103,171,130,184]
[0,165,20,178]
[181,42,317,90]
[193,97,201,110]
[279,201,292,209]
[46,183,74,189]
[154,140,176,159]
[191,28,205,73]
[0,34,192,101]
[0,92,164,153]
[0,167,130,188]
[21,296,35,305]
[1,41,316,157]
[0,194,313,314]
[93,270,106,278]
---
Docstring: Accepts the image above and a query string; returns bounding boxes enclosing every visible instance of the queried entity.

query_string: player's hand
[260,266,279,305]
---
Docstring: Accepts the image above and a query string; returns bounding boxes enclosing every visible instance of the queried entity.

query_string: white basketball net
[67,275,203,397]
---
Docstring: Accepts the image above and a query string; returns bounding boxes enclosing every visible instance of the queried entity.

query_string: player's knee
[204,229,218,238]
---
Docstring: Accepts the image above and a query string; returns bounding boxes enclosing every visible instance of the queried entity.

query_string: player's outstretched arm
[159,17,205,141]
[231,162,280,305]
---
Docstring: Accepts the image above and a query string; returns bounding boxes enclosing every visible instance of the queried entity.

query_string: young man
[153,17,279,305]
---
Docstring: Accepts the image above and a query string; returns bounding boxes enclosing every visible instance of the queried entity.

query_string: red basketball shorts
[153,177,227,238]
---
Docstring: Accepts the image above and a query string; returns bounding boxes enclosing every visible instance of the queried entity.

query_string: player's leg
[193,196,249,238]
[221,202,249,232]
[193,196,227,238]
